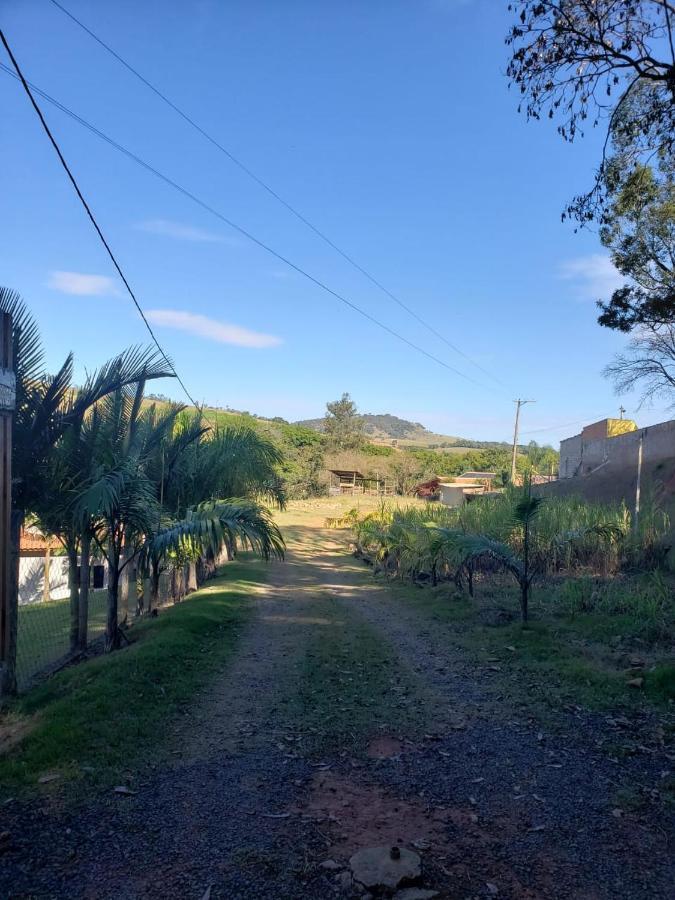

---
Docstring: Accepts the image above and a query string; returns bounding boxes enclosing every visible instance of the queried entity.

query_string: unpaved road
[1,509,673,899]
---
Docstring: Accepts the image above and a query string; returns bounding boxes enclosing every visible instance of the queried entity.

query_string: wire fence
[16,561,199,691]
[17,590,108,690]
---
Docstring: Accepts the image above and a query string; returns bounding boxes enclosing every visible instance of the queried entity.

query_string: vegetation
[347,487,671,624]
[506,2,675,405]
[0,289,284,695]
[323,392,365,450]
[506,1,675,226]
[0,564,258,790]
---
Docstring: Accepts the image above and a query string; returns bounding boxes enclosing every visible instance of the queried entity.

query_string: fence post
[0,312,16,697]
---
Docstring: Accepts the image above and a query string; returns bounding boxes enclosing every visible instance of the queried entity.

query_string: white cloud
[135,218,233,244]
[558,254,624,301]
[146,309,282,349]
[47,270,117,296]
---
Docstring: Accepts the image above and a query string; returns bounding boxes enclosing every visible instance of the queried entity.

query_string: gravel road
[1,510,672,899]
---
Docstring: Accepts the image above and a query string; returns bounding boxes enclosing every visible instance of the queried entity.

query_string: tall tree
[324,393,364,451]
[74,383,180,650]
[596,157,675,331]
[0,287,172,694]
[507,2,675,403]
[507,1,675,225]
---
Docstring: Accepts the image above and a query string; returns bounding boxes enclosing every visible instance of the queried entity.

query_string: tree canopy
[324,393,365,451]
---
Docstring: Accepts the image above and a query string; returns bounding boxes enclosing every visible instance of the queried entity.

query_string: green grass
[389,576,675,714]
[289,594,428,754]
[0,563,261,794]
[17,590,108,689]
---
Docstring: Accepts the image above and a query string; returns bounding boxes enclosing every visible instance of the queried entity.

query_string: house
[19,526,107,605]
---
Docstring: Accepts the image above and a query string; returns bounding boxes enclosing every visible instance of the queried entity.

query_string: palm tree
[142,423,286,611]
[73,382,182,650]
[458,481,545,622]
[0,287,173,693]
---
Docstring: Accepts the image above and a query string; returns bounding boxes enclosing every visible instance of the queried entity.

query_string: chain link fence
[16,554,199,691]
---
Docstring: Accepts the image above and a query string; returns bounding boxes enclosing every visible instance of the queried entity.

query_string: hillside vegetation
[296,411,516,451]
[145,395,556,499]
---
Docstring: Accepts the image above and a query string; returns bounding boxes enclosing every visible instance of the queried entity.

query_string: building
[438,482,486,507]
[19,527,107,605]
[559,417,674,480]
[328,469,392,496]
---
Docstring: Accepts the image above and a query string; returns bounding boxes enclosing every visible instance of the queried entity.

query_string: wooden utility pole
[511,399,535,484]
[0,312,15,697]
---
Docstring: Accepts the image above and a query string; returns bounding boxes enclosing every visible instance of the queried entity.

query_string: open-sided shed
[328,469,392,496]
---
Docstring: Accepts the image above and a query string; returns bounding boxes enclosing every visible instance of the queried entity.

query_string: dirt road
[2,507,673,899]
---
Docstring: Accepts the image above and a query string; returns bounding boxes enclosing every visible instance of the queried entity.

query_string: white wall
[19,556,107,605]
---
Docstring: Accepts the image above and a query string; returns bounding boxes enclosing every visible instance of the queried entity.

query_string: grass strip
[290,593,428,754]
[391,579,675,712]
[0,563,262,794]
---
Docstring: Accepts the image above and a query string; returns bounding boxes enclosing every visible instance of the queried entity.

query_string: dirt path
[1,510,673,899]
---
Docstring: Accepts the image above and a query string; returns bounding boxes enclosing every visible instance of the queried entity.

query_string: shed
[328,469,392,496]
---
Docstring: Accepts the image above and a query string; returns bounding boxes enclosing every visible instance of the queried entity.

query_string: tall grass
[350,490,671,581]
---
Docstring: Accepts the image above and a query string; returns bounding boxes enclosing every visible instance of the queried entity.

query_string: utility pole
[0,312,15,697]
[511,399,535,484]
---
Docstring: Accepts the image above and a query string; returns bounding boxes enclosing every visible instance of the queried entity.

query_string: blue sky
[1,0,671,445]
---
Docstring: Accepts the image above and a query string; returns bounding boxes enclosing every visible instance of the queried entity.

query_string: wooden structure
[328,469,393,496]
[0,312,14,695]
[455,471,497,487]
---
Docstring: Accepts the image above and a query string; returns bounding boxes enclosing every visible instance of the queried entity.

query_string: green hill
[295,412,512,451]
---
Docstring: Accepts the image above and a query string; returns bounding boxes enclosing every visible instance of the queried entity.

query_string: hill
[295,412,513,451]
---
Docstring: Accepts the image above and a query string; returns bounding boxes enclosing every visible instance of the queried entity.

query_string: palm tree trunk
[67,541,79,654]
[0,509,22,697]
[78,534,90,651]
[521,518,530,623]
[521,579,529,623]
[118,543,130,625]
[105,538,121,652]
[149,557,161,613]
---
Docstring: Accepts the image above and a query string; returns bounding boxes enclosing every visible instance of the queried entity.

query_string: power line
[0,59,497,392]
[0,29,205,416]
[520,411,627,437]
[48,0,507,390]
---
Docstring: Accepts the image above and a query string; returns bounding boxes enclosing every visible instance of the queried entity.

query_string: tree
[0,287,172,693]
[604,323,675,405]
[596,157,675,328]
[143,422,286,611]
[461,480,546,622]
[74,382,180,650]
[324,393,364,450]
[506,1,675,224]
[507,3,675,402]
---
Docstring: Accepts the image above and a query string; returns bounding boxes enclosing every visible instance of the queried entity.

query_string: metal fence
[15,559,198,691]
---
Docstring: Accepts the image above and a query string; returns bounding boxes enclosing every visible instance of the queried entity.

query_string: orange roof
[20,528,61,552]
